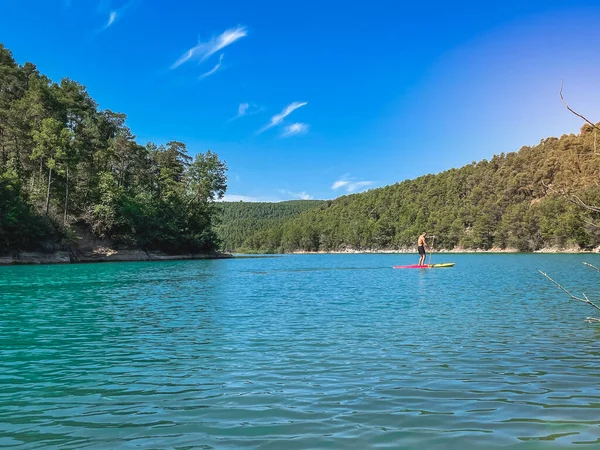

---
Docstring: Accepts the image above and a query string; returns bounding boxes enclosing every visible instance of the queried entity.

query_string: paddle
[428,235,435,265]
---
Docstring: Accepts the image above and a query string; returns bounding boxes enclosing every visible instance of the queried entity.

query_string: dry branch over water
[539,264,600,323]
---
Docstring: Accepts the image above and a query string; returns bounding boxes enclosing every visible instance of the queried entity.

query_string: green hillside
[0,44,226,254]
[216,200,325,251]
[3,40,598,256]
[240,126,600,253]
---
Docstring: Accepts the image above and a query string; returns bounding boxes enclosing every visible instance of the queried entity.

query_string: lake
[1,254,599,449]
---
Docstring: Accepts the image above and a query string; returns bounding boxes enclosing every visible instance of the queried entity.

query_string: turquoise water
[1,254,600,449]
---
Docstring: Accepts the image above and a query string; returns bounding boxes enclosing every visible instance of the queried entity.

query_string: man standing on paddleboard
[417,232,429,266]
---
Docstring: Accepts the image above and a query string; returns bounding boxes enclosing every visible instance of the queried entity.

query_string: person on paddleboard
[417,232,429,266]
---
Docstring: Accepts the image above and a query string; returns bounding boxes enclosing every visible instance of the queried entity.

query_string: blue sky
[2,0,600,201]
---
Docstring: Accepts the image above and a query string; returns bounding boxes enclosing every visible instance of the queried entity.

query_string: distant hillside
[216,200,325,251]
[240,125,600,253]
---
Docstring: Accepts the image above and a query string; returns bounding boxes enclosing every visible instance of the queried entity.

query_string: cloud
[331,177,374,193]
[228,102,262,122]
[221,194,262,202]
[238,103,249,116]
[171,26,247,70]
[98,1,135,31]
[332,180,350,190]
[199,54,224,79]
[105,11,117,28]
[220,194,279,202]
[258,101,307,134]
[280,189,313,200]
[282,122,309,137]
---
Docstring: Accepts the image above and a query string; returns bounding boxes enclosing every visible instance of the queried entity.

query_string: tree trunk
[64,165,69,225]
[0,126,5,167]
[45,167,52,216]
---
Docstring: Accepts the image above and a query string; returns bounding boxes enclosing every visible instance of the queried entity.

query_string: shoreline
[0,249,233,266]
[288,246,600,255]
[3,246,598,265]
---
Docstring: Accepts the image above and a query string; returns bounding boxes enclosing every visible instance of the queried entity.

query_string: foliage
[215,200,325,251]
[0,44,227,254]
[0,169,56,253]
[234,128,600,253]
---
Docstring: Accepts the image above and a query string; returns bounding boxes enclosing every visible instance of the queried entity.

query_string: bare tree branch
[583,262,600,272]
[539,269,600,314]
[567,191,600,212]
[584,218,600,229]
[542,181,600,213]
[560,80,600,131]
[540,85,600,323]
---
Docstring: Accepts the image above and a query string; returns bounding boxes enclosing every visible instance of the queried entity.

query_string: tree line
[216,200,325,251]
[230,126,600,253]
[0,44,227,254]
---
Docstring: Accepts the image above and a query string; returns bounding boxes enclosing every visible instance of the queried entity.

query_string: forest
[3,42,599,257]
[227,126,600,253]
[0,44,227,255]
[216,200,325,251]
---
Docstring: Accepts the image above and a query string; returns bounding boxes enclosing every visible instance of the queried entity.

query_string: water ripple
[1,254,600,448]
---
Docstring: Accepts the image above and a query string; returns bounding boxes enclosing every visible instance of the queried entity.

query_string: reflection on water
[1,254,600,449]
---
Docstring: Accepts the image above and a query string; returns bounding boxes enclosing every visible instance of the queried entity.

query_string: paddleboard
[393,263,455,269]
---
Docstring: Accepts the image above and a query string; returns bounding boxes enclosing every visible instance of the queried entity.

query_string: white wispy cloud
[258,101,307,134]
[228,102,262,122]
[221,194,261,202]
[105,11,117,28]
[331,177,374,193]
[280,189,313,200]
[332,180,350,190]
[238,103,249,116]
[171,26,247,70]
[199,54,224,79]
[98,1,135,31]
[221,194,279,202]
[282,122,309,137]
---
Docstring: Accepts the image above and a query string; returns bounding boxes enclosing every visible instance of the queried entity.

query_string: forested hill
[0,44,227,255]
[240,126,600,253]
[216,200,325,251]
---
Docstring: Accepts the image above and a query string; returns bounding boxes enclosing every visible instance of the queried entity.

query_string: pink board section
[393,264,429,269]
